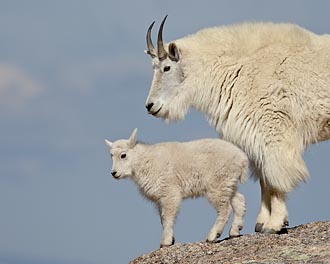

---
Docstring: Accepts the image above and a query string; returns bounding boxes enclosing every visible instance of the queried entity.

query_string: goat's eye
[120,153,127,159]
[163,66,171,72]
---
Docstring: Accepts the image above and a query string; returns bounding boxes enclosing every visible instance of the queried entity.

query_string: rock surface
[130,221,330,264]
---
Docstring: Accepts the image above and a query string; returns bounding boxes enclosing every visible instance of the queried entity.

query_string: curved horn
[146,21,157,58]
[157,15,168,60]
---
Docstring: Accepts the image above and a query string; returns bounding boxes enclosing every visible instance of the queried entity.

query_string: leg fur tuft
[262,146,309,192]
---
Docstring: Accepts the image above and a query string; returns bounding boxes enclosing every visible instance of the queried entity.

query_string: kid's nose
[146,102,154,112]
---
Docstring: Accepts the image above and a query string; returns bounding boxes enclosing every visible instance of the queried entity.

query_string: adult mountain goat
[145,16,330,233]
[105,128,248,247]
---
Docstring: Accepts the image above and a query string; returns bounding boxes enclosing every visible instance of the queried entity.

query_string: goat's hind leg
[206,197,232,243]
[229,191,246,237]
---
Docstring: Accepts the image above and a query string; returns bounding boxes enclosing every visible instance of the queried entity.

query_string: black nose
[111,170,117,177]
[146,102,154,112]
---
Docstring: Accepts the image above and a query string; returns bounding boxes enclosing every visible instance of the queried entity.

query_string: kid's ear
[104,139,113,148]
[168,43,180,62]
[128,128,138,148]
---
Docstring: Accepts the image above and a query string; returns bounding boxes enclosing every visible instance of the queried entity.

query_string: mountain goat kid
[105,128,248,247]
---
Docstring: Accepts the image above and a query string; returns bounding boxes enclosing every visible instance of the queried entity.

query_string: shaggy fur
[105,129,248,247]
[145,21,330,233]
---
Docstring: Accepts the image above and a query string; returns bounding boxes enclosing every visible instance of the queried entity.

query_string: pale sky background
[0,1,329,263]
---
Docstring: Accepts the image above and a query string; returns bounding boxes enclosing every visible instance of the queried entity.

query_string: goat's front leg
[158,194,182,248]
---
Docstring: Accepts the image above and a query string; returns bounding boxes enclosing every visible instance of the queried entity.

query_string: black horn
[146,21,157,58]
[157,15,168,60]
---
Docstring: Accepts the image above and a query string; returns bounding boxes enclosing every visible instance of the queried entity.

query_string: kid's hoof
[206,238,217,243]
[229,228,241,237]
[160,244,171,248]
[229,233,240,238]
[255,223,263,232]
[206,231,221,243]
[160,237,175,248]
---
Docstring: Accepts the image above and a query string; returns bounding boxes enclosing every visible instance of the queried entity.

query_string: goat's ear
[168,43,180,62]
[104,139,113,148]
[128,128,138,148]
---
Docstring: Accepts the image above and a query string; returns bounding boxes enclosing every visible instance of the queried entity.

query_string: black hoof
[229,233,241,238]
[261,227,288,234]
[206,239,217,243]
[160,244,171,248]
[255,223,263,232]
[160,237,175,248]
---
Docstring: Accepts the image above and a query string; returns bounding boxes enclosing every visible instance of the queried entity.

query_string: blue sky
[0,1,329,263]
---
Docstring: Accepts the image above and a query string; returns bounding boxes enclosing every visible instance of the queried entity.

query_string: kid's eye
[120,153,127,159]
[163,66,171,72]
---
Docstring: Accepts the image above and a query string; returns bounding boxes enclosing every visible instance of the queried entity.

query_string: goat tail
[239,157,249,184]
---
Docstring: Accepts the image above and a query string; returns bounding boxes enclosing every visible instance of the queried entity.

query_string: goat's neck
[190,61,243,134]
[130,144,155,187]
